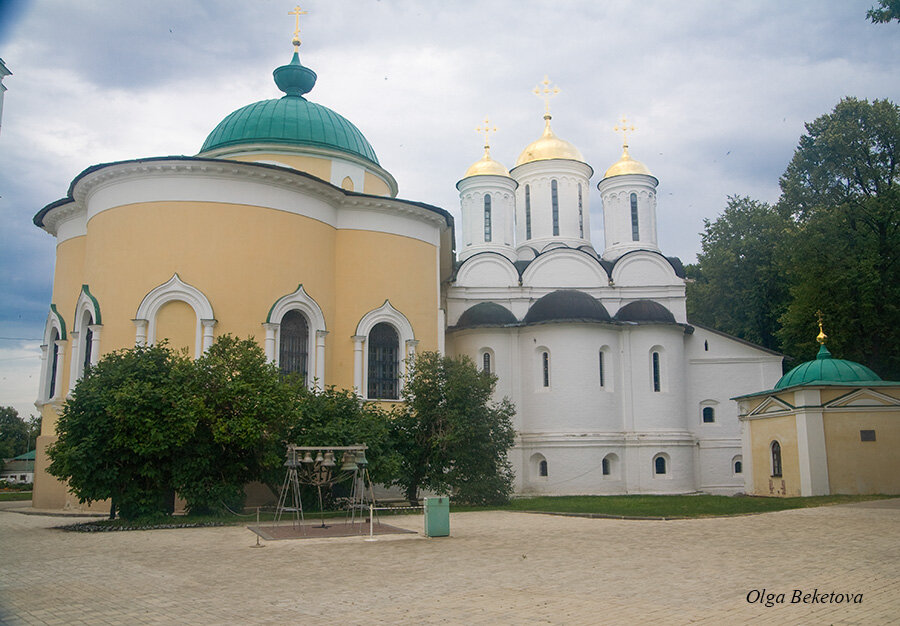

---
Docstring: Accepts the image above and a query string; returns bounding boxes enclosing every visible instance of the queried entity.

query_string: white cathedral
[32,34,782,508]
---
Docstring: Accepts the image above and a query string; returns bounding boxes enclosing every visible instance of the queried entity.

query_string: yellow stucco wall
[33,196,440,508]
[824,411,900,494]
[748,413,802,497]
[363,171,390,196]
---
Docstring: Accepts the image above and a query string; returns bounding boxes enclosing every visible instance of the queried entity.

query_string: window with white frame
[279,310,309,380]
[653,453,669,476]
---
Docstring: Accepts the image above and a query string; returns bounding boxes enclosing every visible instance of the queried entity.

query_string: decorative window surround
[353,300,415,399]
[134,273,215,356]
[69,285,103,389]
[264,284,327,389]
[37,306,67,405]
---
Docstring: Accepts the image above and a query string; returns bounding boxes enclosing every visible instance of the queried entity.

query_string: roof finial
[289,5,308,52]
[476,117,497,158]
[614,116,635,156]
[816,310,828,345]
[533,75,560,120]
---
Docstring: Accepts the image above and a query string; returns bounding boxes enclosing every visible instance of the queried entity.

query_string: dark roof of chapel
[454,302,518,329]
[615,299,676,323]
[524,290,612,324]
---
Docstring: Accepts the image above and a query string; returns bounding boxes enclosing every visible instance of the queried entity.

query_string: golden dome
[515,115,584,167]
[464,147,510,178]
[603,145,652,178]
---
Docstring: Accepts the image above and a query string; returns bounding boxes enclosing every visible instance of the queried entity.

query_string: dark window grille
[631,192,640,241]
[484,194,492,242]
[734,460,743,474]
[483,352,491,374]
[48,328,59,398]
[368,323,399,399]
[654,456,667,475]
[598,351,605,387]
[542,351,550,387]
[771,441,782,477]
[860,429,876,442]
[539,459,548,477]
[602,457,610,475]
[578,183,584,238]
[702,407,715,423]
[82,321,93,374]
[525,185,532,240]
[551,179,559,236]
[279,310,309,381]
[652,351,661,392]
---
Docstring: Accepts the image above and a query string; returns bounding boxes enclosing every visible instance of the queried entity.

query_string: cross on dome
[816,310,828,345]
[289,5,308,51]
[476,117,497,151]
[533,75,560,117]
[614,116,636,151]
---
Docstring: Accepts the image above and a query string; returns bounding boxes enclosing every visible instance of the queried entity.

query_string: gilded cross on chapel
[816,310,828,345]
[289,5,309,50]
[614,116,636,150]
[533,75,560,116]
[476,117,497,152]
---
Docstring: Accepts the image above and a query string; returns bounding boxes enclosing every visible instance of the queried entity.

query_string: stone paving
[1,499,898,624]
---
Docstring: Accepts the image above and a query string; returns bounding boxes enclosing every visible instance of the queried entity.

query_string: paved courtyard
[1,499,898,624]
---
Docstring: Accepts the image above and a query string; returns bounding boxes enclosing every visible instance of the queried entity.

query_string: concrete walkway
[1,500,898,624]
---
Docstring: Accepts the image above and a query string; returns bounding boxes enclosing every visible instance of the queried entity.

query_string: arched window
[551,179,560,236]
[630,192,639,241]
[279,310,309,380]
[704,340,709,351]
[539,459,548,477]
[525,184,532,240]
[368,323,399,399]
[82,324,93,374]
[542,351,550,388]
[577,183,584,238]
[47,328,59,399]
[483,351,491,374]
[702,407,715,423]
[771,441,782,477]
[654,455,667,475]
[598,350,605,387]
[602,457,610,476]
[733,456,743,474]
[602,453,618,477]
[652,351,661,392]
[483,194,492,243]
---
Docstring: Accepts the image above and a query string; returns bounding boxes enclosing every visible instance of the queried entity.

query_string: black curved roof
[524,290,612,324]
[615,299,676,323]
[454,302,518,329]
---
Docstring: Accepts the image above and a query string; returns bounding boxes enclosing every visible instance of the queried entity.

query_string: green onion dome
[774,344,882,390]
[200,52,380,165]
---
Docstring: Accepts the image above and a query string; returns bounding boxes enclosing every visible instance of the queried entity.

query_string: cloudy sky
[0,0,897,419]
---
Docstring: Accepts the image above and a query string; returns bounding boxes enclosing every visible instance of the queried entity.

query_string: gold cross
[533,75,560,115]
[815,310,828,344]
[289,5,308,50]
[476,117,497,149]
[614,116,635,148]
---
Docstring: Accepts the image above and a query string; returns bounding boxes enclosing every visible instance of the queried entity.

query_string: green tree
[173,335,296,514]
[393,351,516,505]
[47,344,199,519]
[777,97,900,377]
[685,196,792,351]
[867,0,900,23]
[0,407,30,459]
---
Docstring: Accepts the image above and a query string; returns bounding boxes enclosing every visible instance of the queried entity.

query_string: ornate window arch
[69,285,102,387]
[264,284,327,389]
[134,273,215,357]
[38,305,67,403]
[352,300,416,399]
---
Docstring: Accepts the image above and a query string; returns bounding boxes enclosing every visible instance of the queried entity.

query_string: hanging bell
[302,451,314,464]
[340,451,358,472]
[355,449,368,467]
[314,451,324,464]
[284,448,299,468]
[322,452,336,467]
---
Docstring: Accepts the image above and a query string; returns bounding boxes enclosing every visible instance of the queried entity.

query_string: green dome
[199,52,379,165]
[774,344,882,389]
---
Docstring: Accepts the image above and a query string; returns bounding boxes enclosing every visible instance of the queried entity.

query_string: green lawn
[0,491,33,502]
[474,494,893,518]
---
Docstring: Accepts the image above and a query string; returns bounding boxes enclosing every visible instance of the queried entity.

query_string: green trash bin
[424,496,450,537]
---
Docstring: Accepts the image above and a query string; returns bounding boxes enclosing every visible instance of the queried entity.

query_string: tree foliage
[867,0,900,23]
[392,351,516,505]
[47,344,199,519]
[685,196,792,351]
[0,407,32,460]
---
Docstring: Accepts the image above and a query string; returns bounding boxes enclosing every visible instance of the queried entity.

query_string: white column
[739,413,755,494]
[315,330,328,391]
[133,319,149,346]
[200,319,217,353]
[88,324,102,366]
[37,344,49,403]
[352,335,366,395]
[52,340,66,401]
[263,322,279,362]
[67,331,80,392]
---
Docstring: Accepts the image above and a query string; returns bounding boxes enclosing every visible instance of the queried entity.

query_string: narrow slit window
[483,194,492,243]
[598,351,605,387]
[578,183,584,238]
[630,192,639,241]
[525,184,532,240]
[542,351,550,388]
[652,351,661,392]
[82,324,93,373]
[551,179,559,236]
[602,457,610,476]
[539,459,548,477]
[771,441,782,477]
[48,328,59,398]
[483,351,491,374]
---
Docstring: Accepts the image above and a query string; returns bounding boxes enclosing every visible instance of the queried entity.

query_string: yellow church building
[737,324,900,497]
